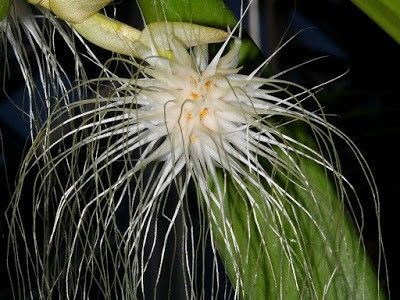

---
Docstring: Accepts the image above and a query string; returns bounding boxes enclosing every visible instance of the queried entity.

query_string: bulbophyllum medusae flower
[7,25,379,298]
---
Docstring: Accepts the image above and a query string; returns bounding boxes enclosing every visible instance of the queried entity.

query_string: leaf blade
[352,0,400,44]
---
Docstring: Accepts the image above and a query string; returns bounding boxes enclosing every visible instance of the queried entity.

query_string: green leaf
[0,0,10,21]
[138,0,236,29]
[352,0,400,44]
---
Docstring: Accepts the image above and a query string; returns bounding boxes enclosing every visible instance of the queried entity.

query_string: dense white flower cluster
[118,36,322,202]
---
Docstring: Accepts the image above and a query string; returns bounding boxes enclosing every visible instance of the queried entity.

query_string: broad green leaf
[352,0,400,44]
[138,0,236,29]
[0,0,10,21]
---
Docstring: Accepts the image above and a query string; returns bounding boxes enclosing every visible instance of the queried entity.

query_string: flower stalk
[30,0,228,57]
[30,0,112,23]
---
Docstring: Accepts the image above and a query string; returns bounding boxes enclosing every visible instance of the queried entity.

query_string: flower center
[168,75,221,142]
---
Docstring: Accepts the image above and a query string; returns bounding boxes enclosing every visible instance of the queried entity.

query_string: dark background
[1,0,399,298]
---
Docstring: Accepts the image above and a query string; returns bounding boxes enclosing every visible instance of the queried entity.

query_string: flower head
[132,38,256,192]
[116,35,335,205]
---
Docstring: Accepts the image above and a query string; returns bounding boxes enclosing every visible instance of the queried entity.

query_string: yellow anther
[191,92,200,100]
[204,80,213,89]
[199,108,209,120]
[190,135,197,143]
